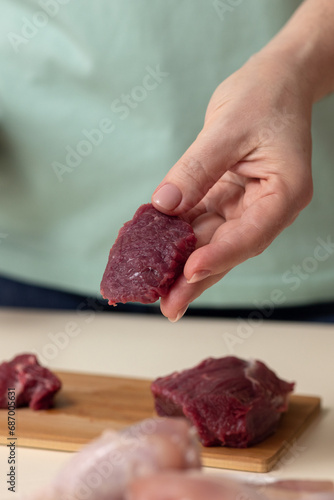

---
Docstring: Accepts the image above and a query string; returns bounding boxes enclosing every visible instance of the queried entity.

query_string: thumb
[151,122,248,215]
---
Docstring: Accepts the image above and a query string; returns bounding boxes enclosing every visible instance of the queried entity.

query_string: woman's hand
[152,52,314,321]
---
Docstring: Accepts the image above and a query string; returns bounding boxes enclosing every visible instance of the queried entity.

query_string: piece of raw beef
[0,353,61,410]
[100,203,196,305]
[151,356,294,447]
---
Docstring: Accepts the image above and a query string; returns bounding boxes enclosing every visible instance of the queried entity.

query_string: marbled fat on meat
[0,353,61,410]
[100,203,196,305]
[151,356,295,448]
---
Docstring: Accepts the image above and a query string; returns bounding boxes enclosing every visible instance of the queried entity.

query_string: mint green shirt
[1,0,334,309]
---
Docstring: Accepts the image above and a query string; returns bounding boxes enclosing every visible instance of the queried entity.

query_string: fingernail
[187,270,211,284]
[152,183,182,211]
[168,304,189,323]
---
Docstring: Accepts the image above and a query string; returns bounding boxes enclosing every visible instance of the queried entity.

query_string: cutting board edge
[17,437,78,452]
[263,396,322,471]
[201,455,270,473]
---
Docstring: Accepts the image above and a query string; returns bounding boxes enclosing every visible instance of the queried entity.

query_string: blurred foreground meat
[32,418,201,500]
[100,203,196,305]
[129,473,334,500]
[151,356,294,447]
[262,480,334,500]
[29,416,333,500]
[0,353,61,410]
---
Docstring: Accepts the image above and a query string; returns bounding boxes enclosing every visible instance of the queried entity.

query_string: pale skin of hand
[151,0,334,322]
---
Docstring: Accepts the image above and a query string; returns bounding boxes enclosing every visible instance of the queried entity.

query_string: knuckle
[177,155,217,195]
[300,180,313,209]
[240,222,269,258]
[251,237,268,257]
[289,172,313,213]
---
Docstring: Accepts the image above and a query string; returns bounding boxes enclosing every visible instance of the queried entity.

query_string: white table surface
[0,308,333,498]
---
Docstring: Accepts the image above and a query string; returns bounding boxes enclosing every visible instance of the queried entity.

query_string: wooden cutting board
[0,371,321,473]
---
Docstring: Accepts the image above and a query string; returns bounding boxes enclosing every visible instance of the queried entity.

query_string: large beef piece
[151,356,295,448]
[0,353,61,410]
[100,203,196,305]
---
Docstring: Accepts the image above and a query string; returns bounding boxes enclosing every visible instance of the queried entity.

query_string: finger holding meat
[31,417,201,500]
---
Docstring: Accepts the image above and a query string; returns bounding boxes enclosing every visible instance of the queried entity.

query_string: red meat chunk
[0,353,61,410]
[100,203,196,305]
[151,356,295,448]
